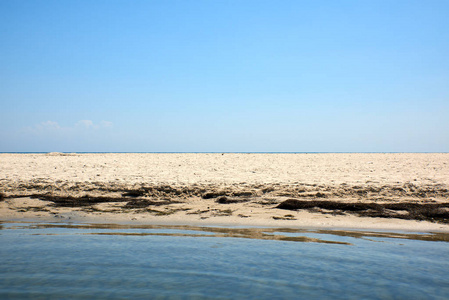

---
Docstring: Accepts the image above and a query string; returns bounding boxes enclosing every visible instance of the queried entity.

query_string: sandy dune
[1,153,448,231]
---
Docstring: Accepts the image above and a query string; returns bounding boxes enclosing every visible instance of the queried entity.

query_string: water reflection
[2,221,449,244]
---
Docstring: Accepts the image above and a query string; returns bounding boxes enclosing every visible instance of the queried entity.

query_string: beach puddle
[2,221,449,244]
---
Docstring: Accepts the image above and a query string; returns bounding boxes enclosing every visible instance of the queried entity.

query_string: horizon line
[1,152,448,154]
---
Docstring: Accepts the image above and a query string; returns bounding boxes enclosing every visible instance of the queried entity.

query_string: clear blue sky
[1,0,448,152]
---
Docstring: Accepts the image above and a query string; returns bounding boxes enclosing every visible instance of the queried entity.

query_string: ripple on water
[1,222,449,299]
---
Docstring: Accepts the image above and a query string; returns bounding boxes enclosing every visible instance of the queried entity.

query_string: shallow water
[1,222,449,299]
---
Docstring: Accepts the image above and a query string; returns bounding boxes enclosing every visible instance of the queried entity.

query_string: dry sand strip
[1,153,448,231]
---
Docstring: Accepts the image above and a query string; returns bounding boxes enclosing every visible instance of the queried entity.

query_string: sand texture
[1,153,448,231]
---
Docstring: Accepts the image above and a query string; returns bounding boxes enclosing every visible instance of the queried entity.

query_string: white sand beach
[1,153,448,231]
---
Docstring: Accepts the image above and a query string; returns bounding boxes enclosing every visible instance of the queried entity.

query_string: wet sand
[1,153,448,231]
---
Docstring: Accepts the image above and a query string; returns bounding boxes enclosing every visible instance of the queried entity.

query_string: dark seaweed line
[26,194,180,208]
[276,199,449,223]
[3,190,449,223]
[3,181,449,200]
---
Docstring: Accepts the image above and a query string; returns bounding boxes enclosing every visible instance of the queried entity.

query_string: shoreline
[1,153,448,232]
[2,209,449,235]
[2,193,449,232]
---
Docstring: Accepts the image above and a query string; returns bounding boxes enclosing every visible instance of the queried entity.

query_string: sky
[1,0,448,152]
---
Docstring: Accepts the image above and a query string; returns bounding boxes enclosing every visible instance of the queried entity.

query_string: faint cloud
[76,120,94,129]
[100,120,113,128]
[36,121,61,130]
[76,120,113,129]
[25,120,113,134]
